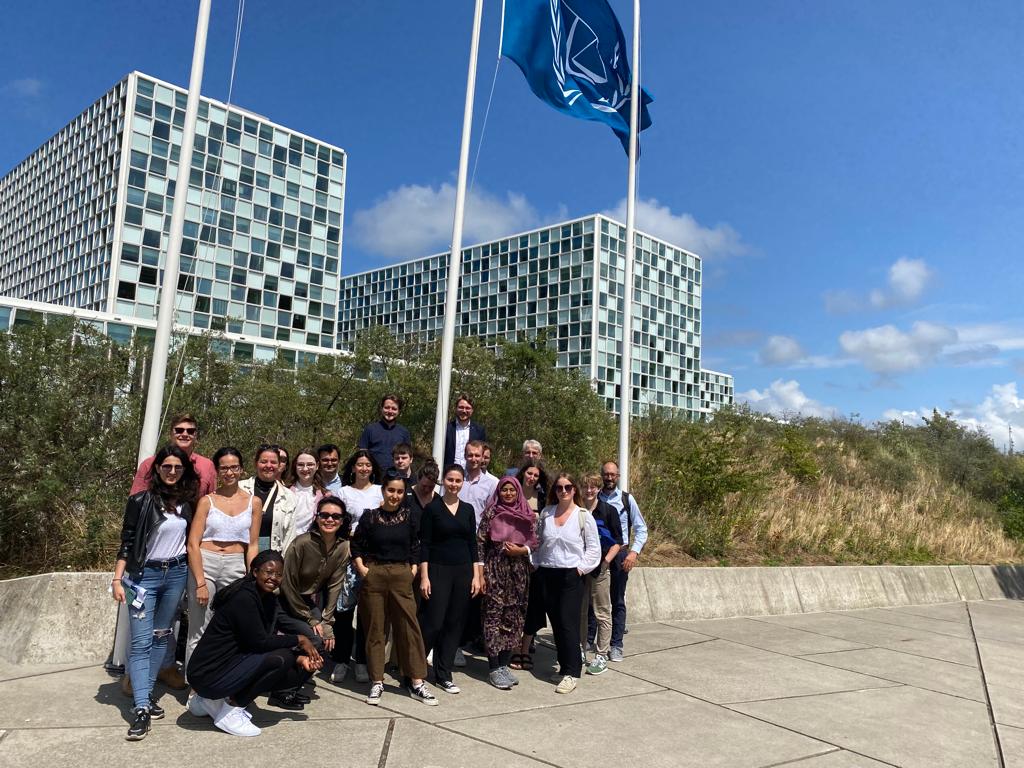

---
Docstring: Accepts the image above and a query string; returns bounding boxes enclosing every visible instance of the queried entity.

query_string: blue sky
[3,1,1023,445]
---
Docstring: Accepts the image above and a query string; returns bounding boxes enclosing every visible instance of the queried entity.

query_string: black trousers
[334,606,367,665]
[418,562,472,683]
[195,649,308,707]
[539,567,585,678]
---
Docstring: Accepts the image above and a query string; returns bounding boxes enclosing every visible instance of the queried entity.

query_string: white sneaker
[213,703,261,737]
[454,648,467,668]
[330,663,349,683]
[187,692,214,717]
[354,663,370,683]
[555,675,577,694]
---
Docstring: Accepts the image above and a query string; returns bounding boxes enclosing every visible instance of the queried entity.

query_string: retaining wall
[2,565,1023,665]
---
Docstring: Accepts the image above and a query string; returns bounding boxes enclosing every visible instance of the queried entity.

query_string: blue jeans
[127,560,188,710]
[609,550,629,649]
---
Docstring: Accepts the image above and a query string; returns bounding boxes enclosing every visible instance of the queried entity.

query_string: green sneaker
[586,654,608,675]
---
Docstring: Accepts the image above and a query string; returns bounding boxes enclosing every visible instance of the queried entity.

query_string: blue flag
[501,0,653,153]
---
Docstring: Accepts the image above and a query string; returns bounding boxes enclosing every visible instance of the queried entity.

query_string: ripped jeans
[127,558,188,711]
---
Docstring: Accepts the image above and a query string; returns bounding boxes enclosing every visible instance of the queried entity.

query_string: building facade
[0,72,346,349]
[339,215,733,419]
[1,74,732,420]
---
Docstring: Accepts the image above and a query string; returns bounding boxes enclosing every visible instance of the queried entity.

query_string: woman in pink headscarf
[477,475,537,690]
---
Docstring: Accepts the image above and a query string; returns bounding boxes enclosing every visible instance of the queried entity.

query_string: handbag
[336,562,362,612]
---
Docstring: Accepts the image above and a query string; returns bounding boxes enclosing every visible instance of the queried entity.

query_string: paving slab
[617,621,715,656]
[975,638,1024,691]
[756,612,980,666]
[967,600,1024,644]
[446,688,832,768]
[729,685,998,768]
[622,638,898,704]
[664,616,868,657]
[802,647,986,701]
[835,607,974,639]
[883,601,970,624]
[987,683,1024,729]
[383,718,552,768]
[0,718,389,767]
[781,750,894,767]
[998,724,1024,768]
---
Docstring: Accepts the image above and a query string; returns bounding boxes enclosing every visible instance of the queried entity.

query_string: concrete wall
[2,565,1023,665]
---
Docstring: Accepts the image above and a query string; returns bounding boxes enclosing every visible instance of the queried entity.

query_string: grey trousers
[580,563,613,656]
[186,549,246,672]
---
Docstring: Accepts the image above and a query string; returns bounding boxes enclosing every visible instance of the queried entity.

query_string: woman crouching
[186,550,323,736]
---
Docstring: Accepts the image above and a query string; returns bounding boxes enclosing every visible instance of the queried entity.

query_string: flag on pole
[501,0,652,152]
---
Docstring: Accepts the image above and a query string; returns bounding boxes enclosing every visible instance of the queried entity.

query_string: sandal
[509,654,525,670]
[519,653,534,671]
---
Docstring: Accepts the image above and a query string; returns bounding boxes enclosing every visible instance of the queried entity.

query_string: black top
[593,499,625,557]
[253,477,276,537]
[357,419,412,471]
[420,496,479,566]
[186,580,299,686]
[408,488,437,519]
[351,505,420,564]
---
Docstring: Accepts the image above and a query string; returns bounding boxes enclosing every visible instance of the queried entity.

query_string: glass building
[0,71,346,349]
[339,215,734,419]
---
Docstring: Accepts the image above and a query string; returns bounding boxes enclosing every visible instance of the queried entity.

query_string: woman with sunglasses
[288,448,330,539]
[332,449,383,683]
[186,447,263,671]
[477,476,537,690]
[113,444,199,741]
[274,496,352,708]
[418,464,483,694]
[533,472,600,694]
[186,550,323,737]
[239,444,298,553]
[352,472,438,706]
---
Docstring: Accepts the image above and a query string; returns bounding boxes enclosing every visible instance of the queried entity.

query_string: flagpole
[617,0,641,492]
[432,0,485,464]
[137,0,212,464]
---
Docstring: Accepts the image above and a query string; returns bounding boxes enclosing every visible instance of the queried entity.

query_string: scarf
[485,476,538,548]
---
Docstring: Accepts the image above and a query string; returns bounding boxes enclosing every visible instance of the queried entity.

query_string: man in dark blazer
[443,394,487,468]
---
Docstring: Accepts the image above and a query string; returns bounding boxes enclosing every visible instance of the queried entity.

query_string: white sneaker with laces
[354,663,370,683]
[213,703,261,737]
[555,675,577,694]
[366,681,384,706]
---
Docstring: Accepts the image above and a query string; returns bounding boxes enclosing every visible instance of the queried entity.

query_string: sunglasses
[173,427,197,435]
[158,464,183,473]
[555,484,574,492]
[317,512,344,521]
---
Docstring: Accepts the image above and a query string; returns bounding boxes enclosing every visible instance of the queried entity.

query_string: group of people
[112,394,648,741]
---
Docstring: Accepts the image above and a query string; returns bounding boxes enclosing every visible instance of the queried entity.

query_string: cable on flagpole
[159,0,247,434]
[468,7,504,195]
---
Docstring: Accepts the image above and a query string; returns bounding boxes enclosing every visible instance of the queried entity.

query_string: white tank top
[201,492,253,544]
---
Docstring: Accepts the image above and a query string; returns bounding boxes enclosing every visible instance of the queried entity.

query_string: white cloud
[602,197,747,260]
[758,335,805,365]
[738,379,837,419]
[839,321,957,374]
[2,77,43,98]
[350,183,546,259]
[882,382,1024,451]
[825,257,932,314]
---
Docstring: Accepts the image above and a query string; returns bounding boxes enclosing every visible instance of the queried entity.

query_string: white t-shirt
[147,504,188,561]
[454,422,470,468]
[339,483,383,534]
[291,484,317,537]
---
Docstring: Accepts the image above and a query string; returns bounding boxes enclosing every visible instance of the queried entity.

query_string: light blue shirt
[598,488,647,555]
[323,473,342,497]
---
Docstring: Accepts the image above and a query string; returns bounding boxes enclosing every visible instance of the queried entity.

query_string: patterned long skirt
[481,547,531,656]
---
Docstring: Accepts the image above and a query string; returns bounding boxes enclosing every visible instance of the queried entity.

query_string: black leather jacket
[117,490,194,578]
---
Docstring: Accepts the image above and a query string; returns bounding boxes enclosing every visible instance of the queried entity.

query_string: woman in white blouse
[532,471,600,694]
[289,448,330,537]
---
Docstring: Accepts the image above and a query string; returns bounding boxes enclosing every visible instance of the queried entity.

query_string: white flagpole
[617,0,641,491]
[432,0,485,463]
[137,0,212,464]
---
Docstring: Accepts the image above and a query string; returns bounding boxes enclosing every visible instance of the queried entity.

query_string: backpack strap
[621,491,632,539]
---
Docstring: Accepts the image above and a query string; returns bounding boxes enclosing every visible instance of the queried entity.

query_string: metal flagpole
[617,0,641,491]
[137,0,212,464]
[432,0,485,463]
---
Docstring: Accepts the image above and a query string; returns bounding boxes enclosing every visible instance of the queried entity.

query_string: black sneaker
[435,679,461,694]
[148,697,165,720]
[125,708,151,741]
[409,682,439,706]
[267,691,305,710]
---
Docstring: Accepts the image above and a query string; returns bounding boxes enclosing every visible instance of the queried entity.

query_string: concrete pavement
[1,599,1021,767]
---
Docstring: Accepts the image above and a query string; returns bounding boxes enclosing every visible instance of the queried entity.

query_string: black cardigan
[186,580,299,686]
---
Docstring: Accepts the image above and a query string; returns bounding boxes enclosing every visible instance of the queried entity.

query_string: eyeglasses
[317,512,344,521]
[158,464,183,473]
[173,427,197,436]
[218,465,243,474]
[555,484,574,492]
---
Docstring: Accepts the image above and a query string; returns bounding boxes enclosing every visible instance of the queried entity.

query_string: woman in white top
[532,472,600,694]
[186,446,263,671]
[289,448,329,537]
[332,449,383,683]
[239,444,298,553]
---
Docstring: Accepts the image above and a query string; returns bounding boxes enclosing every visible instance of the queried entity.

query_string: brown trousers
[358,563,427,682]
